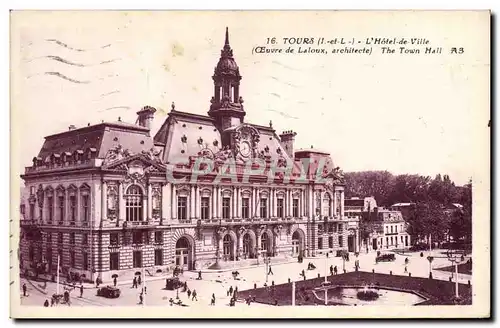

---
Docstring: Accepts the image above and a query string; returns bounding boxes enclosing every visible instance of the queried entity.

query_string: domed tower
[208,27,245,132]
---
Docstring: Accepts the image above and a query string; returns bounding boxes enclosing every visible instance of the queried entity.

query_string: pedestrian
[404,265,408,273]
[139,294,143,305]
[192,289,198,301]
[138,276,142,285]
[80,285,83,298]
[198,271,202,280]
[132,277,137,288]
[187,289,192,298]
[211,293,216,306]
[268,265,274,275]
[50,297,55,307]
[301,269,305,277]
[95,277,100,288]
[229,286,234,296]
[227,289,230,297]
[330,265,334,276]
[44,299,49,307]
[334,266,338,275]
[22,283,27,297]
[144,286,147,294]
[113,277,117,287]
[234,286,238,298]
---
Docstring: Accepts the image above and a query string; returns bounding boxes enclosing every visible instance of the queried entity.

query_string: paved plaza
[19,249,472,307]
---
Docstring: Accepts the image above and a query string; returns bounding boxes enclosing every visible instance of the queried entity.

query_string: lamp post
[264,256,271,283]
[208,219,223,270]
[324,253,328,283]
[427,256,434,278]
[446,249,462,300]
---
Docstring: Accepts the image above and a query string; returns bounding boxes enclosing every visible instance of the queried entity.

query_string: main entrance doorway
[175,237,192,270]
[242,233,255,259]
[292,231,303,257]
[222,234,234,261]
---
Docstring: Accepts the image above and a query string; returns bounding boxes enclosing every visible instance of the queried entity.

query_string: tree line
[344,171,472,245]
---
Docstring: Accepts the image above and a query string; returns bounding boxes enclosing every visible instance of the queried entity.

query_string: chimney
[68,125,76,131]
[279,130,297,159]
[136,105,157,130]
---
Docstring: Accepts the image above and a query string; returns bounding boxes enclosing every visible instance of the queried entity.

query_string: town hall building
[19,28,359,282]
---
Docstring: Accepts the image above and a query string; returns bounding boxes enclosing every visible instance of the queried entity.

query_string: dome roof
[213,27,241,78]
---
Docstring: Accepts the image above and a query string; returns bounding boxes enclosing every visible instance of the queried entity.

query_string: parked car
[96,286,121,298]
[376,253,396,262]
[165,277,183,290]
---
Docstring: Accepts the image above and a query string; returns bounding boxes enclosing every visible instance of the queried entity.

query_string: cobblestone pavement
[19,249,472,308]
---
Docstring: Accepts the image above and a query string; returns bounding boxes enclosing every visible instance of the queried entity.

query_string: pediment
[103,154,166,173]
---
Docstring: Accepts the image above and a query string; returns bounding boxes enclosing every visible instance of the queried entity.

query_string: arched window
[261,232,269,252]
[125,185,143,222]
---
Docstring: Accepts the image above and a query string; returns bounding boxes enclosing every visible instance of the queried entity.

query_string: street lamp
[446,249,463,300]
[208,219,223,270]
[324,253,329,283]
[427,256,434,278]
[264,256,271,283]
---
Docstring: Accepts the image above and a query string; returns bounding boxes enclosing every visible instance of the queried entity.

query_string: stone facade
[19,28,359,282]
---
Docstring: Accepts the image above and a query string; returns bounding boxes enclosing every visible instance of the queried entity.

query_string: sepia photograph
[9,10,490,318]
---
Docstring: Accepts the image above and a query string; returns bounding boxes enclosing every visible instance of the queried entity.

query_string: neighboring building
[362,207,411,252]
[344,196,377,219]
[19,28,359,282]
[390,202,416,221]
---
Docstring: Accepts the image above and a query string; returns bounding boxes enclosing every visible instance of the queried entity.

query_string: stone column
[231,187,236,219]
[288,189,293,217]
[171,184,177,220]
[255,189,260,218]
[147,184,153,220]
[162,183,170,221]
[101,180,107,225]
[211,186,216,219]
[252,187,256,218]
[196,187,201,219]
[76,188,81,225]
[340,190,345,218]
[333,190,338,218]
[118,182,125,225]
[237,187,242,218]
[308,187,313,218]
[319,190,323,217]
[218,187,222,219]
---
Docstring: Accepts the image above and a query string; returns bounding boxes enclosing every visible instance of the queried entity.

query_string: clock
[239,141,251,158]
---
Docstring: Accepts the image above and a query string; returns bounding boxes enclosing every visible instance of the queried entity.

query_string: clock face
[240,141,251,158]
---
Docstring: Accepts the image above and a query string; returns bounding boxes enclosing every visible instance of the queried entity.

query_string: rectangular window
[82,195,89,222]
[292,199,299,217]
[69,251,75,267]
[315,197,321,215]
[338,236,344,247]
[82,252,88,270]
[201,197,210,220]
[110,253,119,270]
[395,225,398,233]
[57,233,63,244]
[328,224,333,234]
[47,196,53,223]
[110,233,119,246]
[391,226,393,233]
[318,224,323,234]
[155,249,163,266]
[82,233,88,245]
[69,232,75,245]
[241,198,250,219]
[177,196,187,220]
[318,237,323,249]
[154,231,163,244]
[333,224,337,233]
[133,231,143,244]
[58,196,64,223]
[69,195,76,224]
[133,251,142,268]
[259,198,267,218]
[222,197,231,219]
[277,198,284,218]
[29,204,35,220]
[329,236,334,248]
[338,224,343,233]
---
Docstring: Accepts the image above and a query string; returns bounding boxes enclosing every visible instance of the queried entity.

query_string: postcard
[10,10,490,319]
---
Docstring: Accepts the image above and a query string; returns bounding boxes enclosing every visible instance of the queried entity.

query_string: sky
[10,11,490,186]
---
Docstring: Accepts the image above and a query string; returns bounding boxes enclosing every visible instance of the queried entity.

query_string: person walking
[139,293,143,305]
[234,286,238,298]
[132,277,137,289]
[138,276,142,286]
[44,299,49,307]
[268,265,274,275]
[198,271,202,280]
[334,265,338,275]
[404,265,408,273]
[211,293,216,306]
[22,283,27,297]
[330,265,334,276]
[192,289,198,301]
[80,285,84,298]
[229,286,234,296]
[187,289,192,299]
[113,277,117,287]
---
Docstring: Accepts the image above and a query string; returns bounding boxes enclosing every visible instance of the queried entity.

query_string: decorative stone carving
[238,226,247,236]
[141,147,162,162]
[36,185,44,207]
[216,227,227,238]
[273,224,283,235]
[107,183,118,221]
[151,184,162,219]
[198,147,215,160]
[336,192,341,215]
[103,144,132,165]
